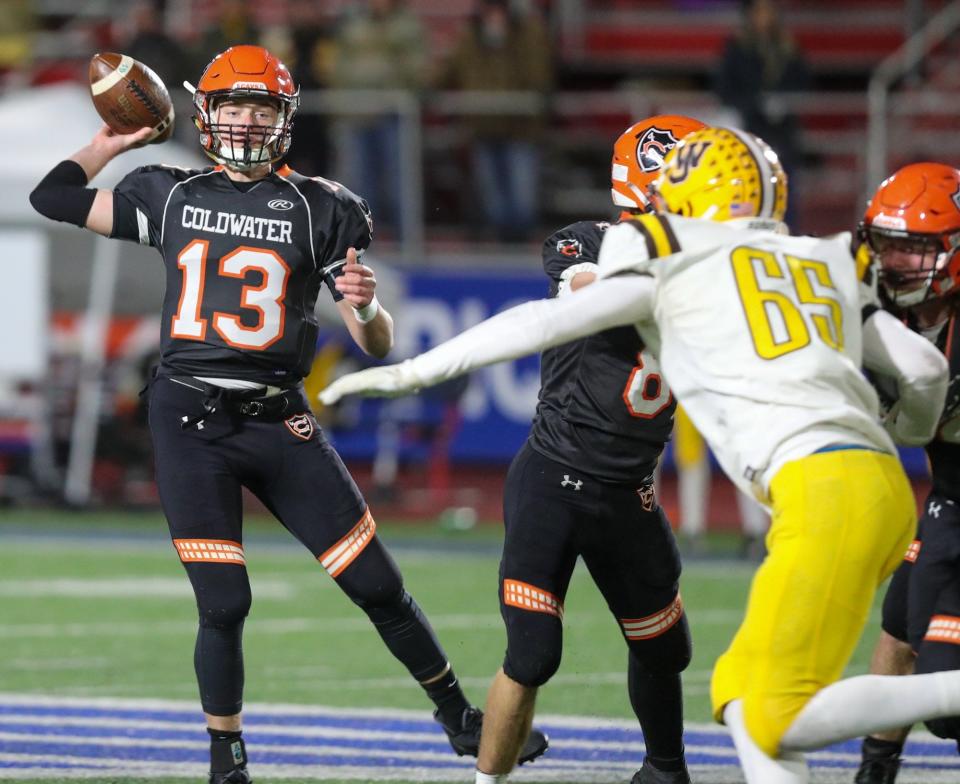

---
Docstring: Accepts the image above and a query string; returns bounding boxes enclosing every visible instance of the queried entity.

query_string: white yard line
[0,577,296,599]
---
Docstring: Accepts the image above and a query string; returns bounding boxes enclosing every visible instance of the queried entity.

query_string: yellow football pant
[710,448,916,757]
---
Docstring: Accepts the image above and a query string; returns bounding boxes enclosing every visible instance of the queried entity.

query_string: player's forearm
[863,309,948,444]
[69,141,120,183]
[408,276,654,386]
[339,297,395,358]
[354,308,394,359]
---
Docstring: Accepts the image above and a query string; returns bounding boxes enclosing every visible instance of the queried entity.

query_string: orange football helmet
[611,115,707,214]
[862,162,960,308]
[192,45,300,170]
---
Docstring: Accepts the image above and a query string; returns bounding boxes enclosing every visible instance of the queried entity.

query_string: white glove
[319,359,421,405]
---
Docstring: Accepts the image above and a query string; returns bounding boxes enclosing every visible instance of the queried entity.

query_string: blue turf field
[1,695,958,782]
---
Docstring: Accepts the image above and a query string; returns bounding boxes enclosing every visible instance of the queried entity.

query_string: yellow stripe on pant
[710,448,916,757]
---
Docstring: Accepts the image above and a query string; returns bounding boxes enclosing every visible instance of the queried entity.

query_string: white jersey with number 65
[597,213,894,501]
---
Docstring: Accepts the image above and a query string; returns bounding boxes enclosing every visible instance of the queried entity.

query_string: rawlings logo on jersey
[556,238,582,258]
[284,413,315,440]
[268,199,294,211]
[637,127,681,173]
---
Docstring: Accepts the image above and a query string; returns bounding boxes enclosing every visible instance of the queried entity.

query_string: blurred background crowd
[0,0,955,525]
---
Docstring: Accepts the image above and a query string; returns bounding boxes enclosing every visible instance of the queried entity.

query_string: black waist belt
[169,376,301,427]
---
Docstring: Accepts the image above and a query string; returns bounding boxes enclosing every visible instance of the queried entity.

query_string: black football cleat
[854,755,901,784]
[630,758,692,784]
[435,706,549,764]
[208,767,252,784]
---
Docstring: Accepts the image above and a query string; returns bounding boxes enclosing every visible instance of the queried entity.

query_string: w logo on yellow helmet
[653,128,788,224]
[666,141,712,184]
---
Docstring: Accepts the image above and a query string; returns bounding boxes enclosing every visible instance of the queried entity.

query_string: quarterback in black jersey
[29,44,550,783]
[853,163,960,784]
[472,115,705,784]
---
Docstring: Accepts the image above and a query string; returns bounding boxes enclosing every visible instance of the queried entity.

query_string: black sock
[628,652,686,764]
[208,728,247,773]
[646,752,686,773]
[862,735,904,760]
[423,666,471,728]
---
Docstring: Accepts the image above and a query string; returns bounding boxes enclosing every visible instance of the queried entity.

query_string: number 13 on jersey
[731,245,844,360]
[172,240,291,350]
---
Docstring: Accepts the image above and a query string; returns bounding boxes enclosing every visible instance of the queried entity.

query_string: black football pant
[881,490,960,740]
[500,443,691,761]
[148,376,450,715]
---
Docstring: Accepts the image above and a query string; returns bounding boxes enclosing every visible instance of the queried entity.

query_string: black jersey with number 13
[111,164,372,384]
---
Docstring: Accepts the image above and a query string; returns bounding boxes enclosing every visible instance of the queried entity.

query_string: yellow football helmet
[651,127,788,223]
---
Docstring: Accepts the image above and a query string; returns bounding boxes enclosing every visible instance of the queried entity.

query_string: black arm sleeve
[29,160,98,227]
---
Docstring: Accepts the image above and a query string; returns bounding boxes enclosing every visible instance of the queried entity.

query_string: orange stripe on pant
[503,579,564,620]
[905,539,921,563]
[319,510,376,578]
[620,594,683,640]
[174,538,245,565]
[925,615,960,645]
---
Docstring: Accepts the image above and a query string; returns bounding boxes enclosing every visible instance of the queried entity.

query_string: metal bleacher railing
[867,0,960,194]
[201,78,958,266]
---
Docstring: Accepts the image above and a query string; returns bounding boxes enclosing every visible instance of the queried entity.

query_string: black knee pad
[502,610,563,688]
[185,563,252,629]
[626,613,692,675]
[925,716,960,741]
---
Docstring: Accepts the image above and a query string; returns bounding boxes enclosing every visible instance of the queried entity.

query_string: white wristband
[353,296,379,323]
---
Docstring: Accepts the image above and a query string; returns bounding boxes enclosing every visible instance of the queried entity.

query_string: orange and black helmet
[611,115,707,214]
[861,162,960,308]
[191,45,300,170]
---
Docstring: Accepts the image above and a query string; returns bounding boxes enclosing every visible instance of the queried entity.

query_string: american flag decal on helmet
[285,413,314,440]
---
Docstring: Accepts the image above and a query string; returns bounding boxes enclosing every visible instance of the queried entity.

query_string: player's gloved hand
[319,359,422,405]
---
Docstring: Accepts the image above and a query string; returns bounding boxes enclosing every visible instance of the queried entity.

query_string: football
[88,52,175,144]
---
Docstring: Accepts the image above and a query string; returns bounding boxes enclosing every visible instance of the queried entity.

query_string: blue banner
[327,268,547,462]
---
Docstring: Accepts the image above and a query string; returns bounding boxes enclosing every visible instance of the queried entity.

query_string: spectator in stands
[714,0,809,230]
[0,0,33,89]
[285,0,336,176]
[189,0,257,78]
[329,0,428,240]
[435,0,553,243]
[119,1,190,98]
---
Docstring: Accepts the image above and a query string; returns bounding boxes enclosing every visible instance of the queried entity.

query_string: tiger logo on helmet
[861,162,960,309]
[611,115,706,214]
[189,45,300,171]
[651,127,788,225]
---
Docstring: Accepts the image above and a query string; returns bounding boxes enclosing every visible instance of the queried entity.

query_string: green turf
[0,510,885,719]
[0,510,888,783]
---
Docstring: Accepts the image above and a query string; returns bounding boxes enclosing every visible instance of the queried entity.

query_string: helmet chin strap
[887,275,934,308]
